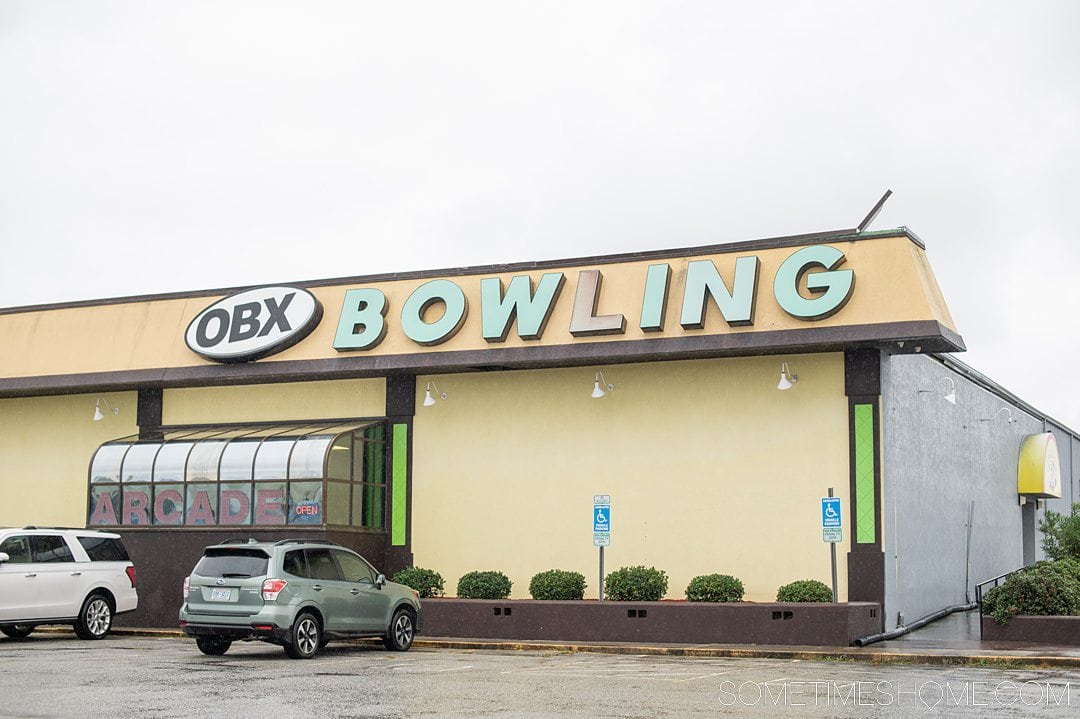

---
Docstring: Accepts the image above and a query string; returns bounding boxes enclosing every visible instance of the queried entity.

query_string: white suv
[0,527,138,640]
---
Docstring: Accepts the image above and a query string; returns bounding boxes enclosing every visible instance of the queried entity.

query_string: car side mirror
[375,573,386,589]
[0,552,8,565]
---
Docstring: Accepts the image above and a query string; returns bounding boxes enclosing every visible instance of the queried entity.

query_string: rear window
[78,536,130,562]
[193,548,270,578]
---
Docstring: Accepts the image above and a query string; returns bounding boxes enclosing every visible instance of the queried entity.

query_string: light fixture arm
[777,362,797,391]
[918,376,956,404]
[423,380,448,407]
[93,398,119,422]
[592,371,615,398]
[980,407,1016,424]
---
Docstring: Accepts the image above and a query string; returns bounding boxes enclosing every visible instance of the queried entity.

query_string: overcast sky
[2,1,1078,427]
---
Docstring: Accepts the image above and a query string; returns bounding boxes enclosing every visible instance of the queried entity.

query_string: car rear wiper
[220,572,252,578]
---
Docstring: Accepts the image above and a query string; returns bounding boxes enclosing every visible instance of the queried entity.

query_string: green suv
[179,539,421,659]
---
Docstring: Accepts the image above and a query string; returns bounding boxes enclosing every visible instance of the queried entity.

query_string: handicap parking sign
[593,505,610,533]
[821,497,842,528]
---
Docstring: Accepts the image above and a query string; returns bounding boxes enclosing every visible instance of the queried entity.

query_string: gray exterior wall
[879,353,1078,631]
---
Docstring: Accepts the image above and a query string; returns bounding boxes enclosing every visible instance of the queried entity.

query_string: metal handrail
[975,567,1025,606]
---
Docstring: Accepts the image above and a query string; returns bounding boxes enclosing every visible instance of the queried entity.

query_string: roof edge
[0,226,924,316]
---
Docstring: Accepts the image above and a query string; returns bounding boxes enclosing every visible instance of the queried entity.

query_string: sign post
[821,489,842,603]
[593,495,611,601]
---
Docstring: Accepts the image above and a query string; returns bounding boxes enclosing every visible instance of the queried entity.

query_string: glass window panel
[0,536,31,563]
[327,434,351,481]
[88,485,120,526]
[351,484,364,527]
[365,433,386,487]
[120,443,160,483]
[31,536,74,563]
[305,548,340,580]
[186,483,219,526]
[153,442,193,483]
[288,482,323,525]
[363,484,385,528]
[219,439,260,482]
[186,440,227,483]
[152,484,184,526]
[253,482,287,525]
[90,444,128,484]
[333,550,375,583]
[288,436,334,479]
[120,486,152,526]
[326,482,350,525]
[219,483,253,525]
[254,437,295,480]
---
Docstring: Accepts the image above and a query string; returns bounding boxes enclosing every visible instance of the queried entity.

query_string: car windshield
[193,548,270,578]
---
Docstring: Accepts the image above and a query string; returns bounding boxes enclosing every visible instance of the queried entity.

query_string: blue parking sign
[594,505,610,533]
[821,497,842,528]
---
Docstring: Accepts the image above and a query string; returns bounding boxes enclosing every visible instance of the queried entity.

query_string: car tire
[1,625,34,639]
[195,636,232,656]
[383,607,415,651]
[284,612,321,659]
[73,594,113,640]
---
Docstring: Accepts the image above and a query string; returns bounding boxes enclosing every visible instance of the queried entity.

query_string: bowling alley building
[0,226,1075,630]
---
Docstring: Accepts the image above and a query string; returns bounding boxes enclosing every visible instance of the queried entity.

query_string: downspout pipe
[851,603,978,647]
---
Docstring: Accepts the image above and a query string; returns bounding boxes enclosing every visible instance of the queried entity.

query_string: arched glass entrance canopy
[87,421,386,529]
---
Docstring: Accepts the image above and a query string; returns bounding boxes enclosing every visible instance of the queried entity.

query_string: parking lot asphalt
[3,632,1080,719]
[103,610,1080,669]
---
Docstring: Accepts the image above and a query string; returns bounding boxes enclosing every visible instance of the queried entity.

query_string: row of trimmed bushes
[391,566,834,603]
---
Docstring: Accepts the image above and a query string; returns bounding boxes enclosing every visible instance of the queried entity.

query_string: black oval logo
[185,286,323,363]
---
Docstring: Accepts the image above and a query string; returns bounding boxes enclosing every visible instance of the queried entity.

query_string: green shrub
[604,566,668,601]
[982,560,1080,625]
[685,574,744,602]
[776,579,833,602]
[456,570,513,599]
[391,567,444,598]
[1039,502,1080,561]
[529,569,587,600]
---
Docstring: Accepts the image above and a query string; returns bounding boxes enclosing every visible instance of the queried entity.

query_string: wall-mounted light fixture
[93,398,119,422]
[591,371,614,398]
[918,377,956,405]
[422,381,447,407]
[777,362,797,391]
[980,407,1016,424]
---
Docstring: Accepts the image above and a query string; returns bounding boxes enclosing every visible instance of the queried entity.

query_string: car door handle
[350,588,361,595]
[311,584,323,591]
[70,572,82,576]
[24,573,37,578]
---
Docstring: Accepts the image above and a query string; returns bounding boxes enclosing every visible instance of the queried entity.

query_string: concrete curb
[95,628,1080,669]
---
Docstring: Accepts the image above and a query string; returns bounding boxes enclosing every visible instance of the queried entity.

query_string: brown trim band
[0,319,963,398]
[0,228,923,316]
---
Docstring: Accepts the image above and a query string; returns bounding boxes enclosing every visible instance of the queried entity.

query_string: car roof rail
[219,538,260,545]
[22,526,79,531]
[272,538,337,546]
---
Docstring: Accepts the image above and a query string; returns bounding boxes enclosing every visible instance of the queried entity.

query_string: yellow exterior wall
[162,379,385,425]
[411,354,850,602]
[0,392,138,527]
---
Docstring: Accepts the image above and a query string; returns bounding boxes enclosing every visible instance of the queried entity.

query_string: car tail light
[126,565,137,588]
[262,578,287,601]
[183,576,190,595]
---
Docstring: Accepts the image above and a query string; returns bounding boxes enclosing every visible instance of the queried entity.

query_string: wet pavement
[97,608,1080,667]
[405,609,1080,667]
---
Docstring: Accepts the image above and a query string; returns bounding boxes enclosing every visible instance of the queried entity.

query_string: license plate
[209,588,233,601]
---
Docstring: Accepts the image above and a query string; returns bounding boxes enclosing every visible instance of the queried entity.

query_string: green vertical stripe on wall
[853,403,876,544]
[391,423,408,546]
